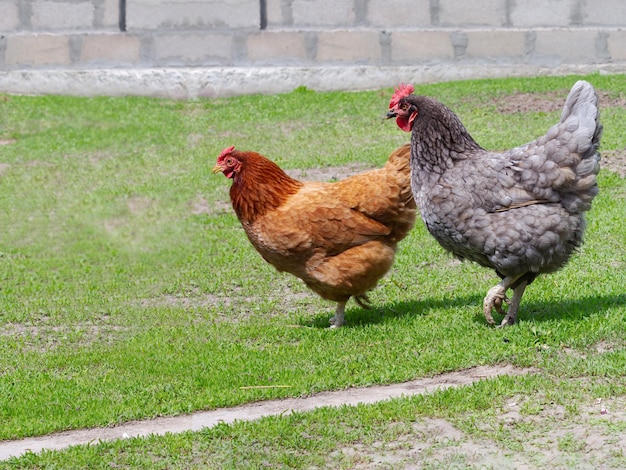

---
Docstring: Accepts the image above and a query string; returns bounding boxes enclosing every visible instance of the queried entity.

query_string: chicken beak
[385,109,397,119]
[212,164,223,174]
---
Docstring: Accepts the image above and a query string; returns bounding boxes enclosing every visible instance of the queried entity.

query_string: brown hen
[213,144,416,327]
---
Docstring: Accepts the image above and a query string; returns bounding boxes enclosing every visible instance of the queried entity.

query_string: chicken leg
[483,274,526,326]
[329,301,346,328]
[498,281,528,327]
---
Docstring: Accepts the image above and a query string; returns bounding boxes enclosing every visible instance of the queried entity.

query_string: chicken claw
[483,284,509,325]
[493,294,511,315]
[329,316,343,329]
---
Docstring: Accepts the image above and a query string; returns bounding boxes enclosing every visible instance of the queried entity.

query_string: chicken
[213,144,416,327]
[386,81,601,326]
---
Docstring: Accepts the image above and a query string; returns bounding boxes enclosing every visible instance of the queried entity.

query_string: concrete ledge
[1,63,625,99]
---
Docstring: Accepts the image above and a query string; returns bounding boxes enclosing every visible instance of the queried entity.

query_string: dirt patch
[329,390,626,469]
[87,150,115,165]
[126,195,155,214]
[0,323,132,353]
[139,281,319,324]
[189,193,231,216]
[478,396,626,469]
[286,162,374,182]
[336,418,527,469]
[561,339,625,360]
[102,196,158,233]
[0,163,10,176]
[493,89,626,114]
[215,129,247,139]
[493,90,567,114]
[103,216,125,234]
[337,406,626,469]
[601,148,626,177]
[140,292,233,310]
[186,133,205,147]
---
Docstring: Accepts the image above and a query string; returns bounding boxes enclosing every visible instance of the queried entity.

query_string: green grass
[1,73,626,467]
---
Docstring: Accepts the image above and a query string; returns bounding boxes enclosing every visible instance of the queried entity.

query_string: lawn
[0,73,625,468]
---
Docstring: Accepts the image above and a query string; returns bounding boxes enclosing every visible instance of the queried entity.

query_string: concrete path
[0,364,531,461]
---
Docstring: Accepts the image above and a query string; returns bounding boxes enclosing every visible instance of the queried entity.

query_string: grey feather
[403,80,602,286]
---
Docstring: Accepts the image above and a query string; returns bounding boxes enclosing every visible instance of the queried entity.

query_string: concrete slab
[0,365,532,461]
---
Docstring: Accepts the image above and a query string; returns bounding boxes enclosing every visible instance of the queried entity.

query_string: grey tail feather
[561,80,603,162]
[560,80,599,124]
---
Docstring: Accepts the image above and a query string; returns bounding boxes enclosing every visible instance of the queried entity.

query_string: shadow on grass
[302,293,483,329]
[301,292,626,329]
[497,292,626,325]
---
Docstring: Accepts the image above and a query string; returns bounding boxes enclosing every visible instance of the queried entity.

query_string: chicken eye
[400,103,408,110]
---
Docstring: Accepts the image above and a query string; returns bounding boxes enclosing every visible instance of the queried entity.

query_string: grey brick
[291,0,355,27]
[532,29,600,63]
[316,30,381,63]
[465,29,526,59]
[5,34,71,66]
[99,0,122,28]
[247,31,308,64]
[0,1,21,32]
[391,30,454,64]
[81,34,141,64]
[582,0,626,26]
[31,1,95,30]
[126,0,259,30]
[607,30,626,61]
[265,0,286,27]
[438,0,507,27]
[153,32,234,65]
[366,0,430,27]
[510,0,572,27]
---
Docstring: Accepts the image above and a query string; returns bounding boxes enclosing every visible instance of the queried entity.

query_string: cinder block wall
[1,0,626,96]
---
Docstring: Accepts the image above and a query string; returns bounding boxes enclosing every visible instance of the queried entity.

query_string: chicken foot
[483,274,526,326]
[329,301,347,328]
[330,295,373,328]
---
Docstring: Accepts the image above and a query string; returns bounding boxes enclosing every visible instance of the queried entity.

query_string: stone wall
[1,0,625,97]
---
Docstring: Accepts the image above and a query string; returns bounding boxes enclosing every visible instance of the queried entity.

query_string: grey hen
[386,81,602,326]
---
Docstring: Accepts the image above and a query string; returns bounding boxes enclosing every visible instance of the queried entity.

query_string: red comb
[389,83,414,108]
[218,145,236,161]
